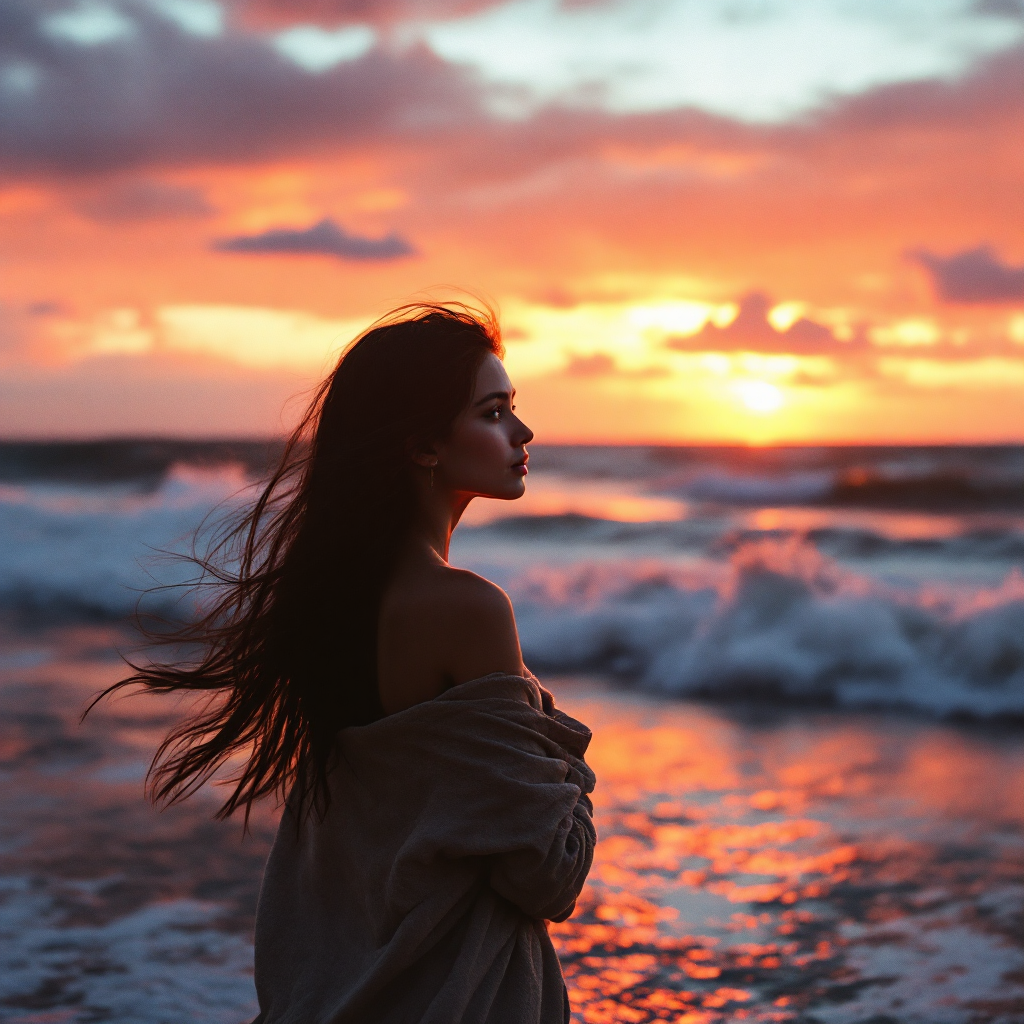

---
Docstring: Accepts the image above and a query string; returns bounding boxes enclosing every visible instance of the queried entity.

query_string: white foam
[510,540,1024,719]
[681,469,834,504]
[2,468,1022,720]
[0,876,257,1023]
[0,464,253,619]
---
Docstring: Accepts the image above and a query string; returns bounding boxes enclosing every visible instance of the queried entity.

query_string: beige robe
[252,673,597,1024]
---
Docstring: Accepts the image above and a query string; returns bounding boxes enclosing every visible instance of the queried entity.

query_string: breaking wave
[678,468,1024,511]
[474,513,1024,561]
[2,460,1023,722]
[512,540,1024,720]
[0,463,253,621]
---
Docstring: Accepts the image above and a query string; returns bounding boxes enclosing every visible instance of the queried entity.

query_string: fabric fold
[253,672,597,1024]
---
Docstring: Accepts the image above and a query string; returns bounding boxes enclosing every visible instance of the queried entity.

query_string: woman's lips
[512,456,529,475]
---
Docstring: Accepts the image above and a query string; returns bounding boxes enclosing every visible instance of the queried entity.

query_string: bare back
[376,560,526,716]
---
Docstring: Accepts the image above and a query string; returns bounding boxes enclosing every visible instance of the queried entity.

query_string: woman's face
[433,353,534,500]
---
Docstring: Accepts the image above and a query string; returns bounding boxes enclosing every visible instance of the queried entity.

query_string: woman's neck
[408,484,473,564]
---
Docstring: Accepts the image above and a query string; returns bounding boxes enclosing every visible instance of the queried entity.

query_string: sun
[734,379,784,414]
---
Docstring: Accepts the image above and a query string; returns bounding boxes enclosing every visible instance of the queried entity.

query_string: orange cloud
[0,6,1022,441]
[665,294,868,357]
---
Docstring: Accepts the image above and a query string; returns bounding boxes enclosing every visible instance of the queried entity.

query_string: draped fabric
[253,673,597,1024]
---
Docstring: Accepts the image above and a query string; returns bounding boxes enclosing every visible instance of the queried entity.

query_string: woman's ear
[406,439,439,469]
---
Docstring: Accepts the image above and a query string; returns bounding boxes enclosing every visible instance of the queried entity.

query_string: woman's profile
[100,303,597,1023]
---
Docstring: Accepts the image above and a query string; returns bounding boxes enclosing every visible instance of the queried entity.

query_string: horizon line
[1,435,1023,449]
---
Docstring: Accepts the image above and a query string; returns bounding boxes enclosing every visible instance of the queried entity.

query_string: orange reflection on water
[5,633,1023,1024]
[462,476,688,526]
[549,680,1024,1023]
[747,506,969,540]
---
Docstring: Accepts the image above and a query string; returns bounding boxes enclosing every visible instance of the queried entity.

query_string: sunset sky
[1,0,1023,443]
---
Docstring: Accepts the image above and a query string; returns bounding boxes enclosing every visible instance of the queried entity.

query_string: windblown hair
[97,303,503,823]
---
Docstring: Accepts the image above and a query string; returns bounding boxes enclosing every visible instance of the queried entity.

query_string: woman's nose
[515,416,534,446]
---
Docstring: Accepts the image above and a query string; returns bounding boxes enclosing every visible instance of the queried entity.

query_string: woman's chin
[492,479,527,501]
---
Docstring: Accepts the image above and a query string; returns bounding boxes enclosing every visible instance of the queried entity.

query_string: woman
[105,303,597,1023]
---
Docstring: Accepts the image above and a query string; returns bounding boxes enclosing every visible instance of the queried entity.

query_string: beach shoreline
[1,640,1021,1023]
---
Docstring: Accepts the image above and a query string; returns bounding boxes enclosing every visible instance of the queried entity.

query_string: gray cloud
[972,0,1024,18]
[666,293,866,356]
[213,217,416,260]
[26,300,67,316]
[0,0,478,175]
[76,180,214,221]
[910,245,1024,303]
[1,0,1021,197]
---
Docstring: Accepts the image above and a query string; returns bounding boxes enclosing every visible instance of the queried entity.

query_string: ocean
[1,441,1022,1022]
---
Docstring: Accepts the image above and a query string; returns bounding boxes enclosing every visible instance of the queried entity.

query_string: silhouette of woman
[101,303,597,1023]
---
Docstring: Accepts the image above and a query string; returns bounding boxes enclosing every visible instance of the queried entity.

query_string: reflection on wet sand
[0,637,1022,1023]
[552,680,1024,1023]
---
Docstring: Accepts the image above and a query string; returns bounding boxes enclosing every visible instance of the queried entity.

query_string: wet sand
[551,680,1024,1023]
[1,628,1022,1023]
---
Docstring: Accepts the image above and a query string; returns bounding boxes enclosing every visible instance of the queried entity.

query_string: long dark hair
[98,303,503,823]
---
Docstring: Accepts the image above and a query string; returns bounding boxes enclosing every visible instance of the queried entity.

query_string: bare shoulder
[377,565,525,713]
[430,566,514,620]
[429,568,525,683]
[382,564,509,621]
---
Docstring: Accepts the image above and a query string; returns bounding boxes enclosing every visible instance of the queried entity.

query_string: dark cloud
[213,217,416,260]
[76,180,214,221]
[807,40,1024,144]
[0,0,478,175]
[972,0,1024,18]
[666,293,865,356]
[2,0,1021,203]
[910,245,1024,303]
[2,0,1023,349]
[26,300,67,316]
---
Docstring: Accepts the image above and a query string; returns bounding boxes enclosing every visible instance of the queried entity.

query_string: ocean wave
[682,470,835,505]
[3,465,1023,722]
[823,470,1024,511]
[513,540,1024,720]
[472,514,1024,562]
[0,439,281,486]
[672,467,1024,512]
[0,464,252,621]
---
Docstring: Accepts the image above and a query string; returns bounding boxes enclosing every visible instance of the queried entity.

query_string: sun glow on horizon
[733,379,785,414]
[7,288,1023,443]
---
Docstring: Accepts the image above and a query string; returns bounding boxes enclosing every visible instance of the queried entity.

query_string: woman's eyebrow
[474,389,514,407]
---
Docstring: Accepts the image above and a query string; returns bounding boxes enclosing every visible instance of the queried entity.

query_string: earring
[429,463,435,490]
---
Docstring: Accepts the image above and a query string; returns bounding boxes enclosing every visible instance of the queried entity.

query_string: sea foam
[511,540,1024,720]
[2,460,1023,721]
